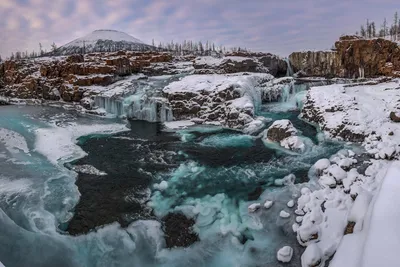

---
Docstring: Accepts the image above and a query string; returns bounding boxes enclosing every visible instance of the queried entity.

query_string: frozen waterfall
[94,94,174,122]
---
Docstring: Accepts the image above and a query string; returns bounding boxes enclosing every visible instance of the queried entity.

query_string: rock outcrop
[225,51,287,77]
[289,36,400,78]
[163,73,272,130]
[265,119,298,142]
[193,53,287,77]
[0,51,174,103]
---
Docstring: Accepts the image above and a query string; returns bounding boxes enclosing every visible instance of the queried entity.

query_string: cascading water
[94,96,124,116]
[285,58,294,77]
[93,75,180,122]
[124,95,174,122]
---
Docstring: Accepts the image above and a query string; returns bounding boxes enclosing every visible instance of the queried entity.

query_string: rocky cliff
[289,36,400,78]
[0,51,173,103]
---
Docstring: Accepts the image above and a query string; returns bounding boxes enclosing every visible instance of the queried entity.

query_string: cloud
[0,0,399,57]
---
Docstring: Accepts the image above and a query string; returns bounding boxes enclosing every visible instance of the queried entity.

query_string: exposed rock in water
[289,36,400,78]
[265,119,298,142]
[162,213,199,248]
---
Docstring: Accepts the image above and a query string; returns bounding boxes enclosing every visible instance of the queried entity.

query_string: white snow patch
[277,246,293,263]
[280,210,290,218]
[35,123,128,165]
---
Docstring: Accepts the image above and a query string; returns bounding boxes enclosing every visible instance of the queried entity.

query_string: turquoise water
[0,95,344,267]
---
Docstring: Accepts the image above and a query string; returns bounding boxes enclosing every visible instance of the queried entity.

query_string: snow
[301,243,322,267]
[279,210,290,218]
[248,203,261,213]
[347,191,372,232]
[61,29,144,49]
[326,164,347,181]
[154,181,169,191]
[280,136,306,152]
[163,73,272,94]
[360,162,400,267]
[313,158,331,172]
[302,79,400,159]
[287,200,295,208]
[0,128,30,155]
[264,200,273,209]
[193,56,251,68]
[269,119,298,135]
[163,120,195,130]
[277,246,293,263]
[34,122,128,166]
[274,173,296,186]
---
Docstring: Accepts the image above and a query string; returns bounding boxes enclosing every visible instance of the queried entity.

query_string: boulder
[390,111,400,122]
[266,119,298,142]
[162,213,199,248]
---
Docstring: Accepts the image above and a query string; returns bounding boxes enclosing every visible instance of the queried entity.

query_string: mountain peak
[55,29,152,55]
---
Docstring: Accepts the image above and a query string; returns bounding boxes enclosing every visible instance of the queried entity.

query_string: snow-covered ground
[302,79,400,159]
[292,78,400,266]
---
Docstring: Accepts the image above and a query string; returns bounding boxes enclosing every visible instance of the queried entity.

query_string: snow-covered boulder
[274,174,296,186]
[265,119,298,143]
[301,80,400,161]
[248,203,261,213]
[277,246,294,263]
[163,73,273,130]
[193,56,268,74]
[280,136,306,152]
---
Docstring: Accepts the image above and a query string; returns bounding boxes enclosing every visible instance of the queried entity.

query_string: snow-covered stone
[264,200,274,209]
[327,164,347,181]
[280,136,306,152]
[248,203,261,213]
[274,174,296,186]
[313,158,331,174]
[301,243,322,267]
[154,181,169,191]
[280,210,290,218]
[287,200,295,208]
[265,119,298,143]
[277,246,293,263]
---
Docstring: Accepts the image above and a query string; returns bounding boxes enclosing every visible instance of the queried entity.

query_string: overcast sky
[0,0,399,57]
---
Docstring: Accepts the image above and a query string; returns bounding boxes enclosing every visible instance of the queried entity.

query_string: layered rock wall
[289,36,400,78]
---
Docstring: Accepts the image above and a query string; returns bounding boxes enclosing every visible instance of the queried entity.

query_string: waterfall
[285,58,294,77]
[124,95,174,122]
[358,67,365,79]
[94,94,173,122]
[94,96,124,116]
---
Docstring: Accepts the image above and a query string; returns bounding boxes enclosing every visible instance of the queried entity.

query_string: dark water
[67,111,342,235]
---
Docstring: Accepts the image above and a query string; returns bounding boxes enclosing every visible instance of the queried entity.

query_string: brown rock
[390,111,400,122]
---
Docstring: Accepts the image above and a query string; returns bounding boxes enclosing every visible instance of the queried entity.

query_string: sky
[0,0,399,58]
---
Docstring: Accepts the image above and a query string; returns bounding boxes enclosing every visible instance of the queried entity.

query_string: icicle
[94,96,124,116]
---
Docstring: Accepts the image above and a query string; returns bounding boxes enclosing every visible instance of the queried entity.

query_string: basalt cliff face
[289,36,400,78]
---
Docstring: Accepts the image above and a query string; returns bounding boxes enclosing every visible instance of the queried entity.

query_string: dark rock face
[162,213,199,248]
[390,111,400,122]
[289,36,400,78]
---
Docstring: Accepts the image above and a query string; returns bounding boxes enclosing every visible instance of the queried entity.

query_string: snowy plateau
[1,31,400,267]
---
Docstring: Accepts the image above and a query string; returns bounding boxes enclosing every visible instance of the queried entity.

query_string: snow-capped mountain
[54,29,155,55]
